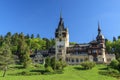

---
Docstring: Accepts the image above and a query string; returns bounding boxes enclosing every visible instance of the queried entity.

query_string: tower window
[59,38,62,42]
[59,34,62,36]
[92,50,96,53]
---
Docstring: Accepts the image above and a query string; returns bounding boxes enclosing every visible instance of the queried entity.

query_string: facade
[55,15,108,64]
[31,15,115,64]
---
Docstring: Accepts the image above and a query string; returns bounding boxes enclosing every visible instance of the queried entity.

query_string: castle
[31,14,115,64]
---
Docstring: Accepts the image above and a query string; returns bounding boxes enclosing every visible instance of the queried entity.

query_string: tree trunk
[2,66,7,77]
[3,70,6,77]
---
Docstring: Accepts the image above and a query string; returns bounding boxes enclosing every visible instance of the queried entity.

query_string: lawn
[0,64,118,80]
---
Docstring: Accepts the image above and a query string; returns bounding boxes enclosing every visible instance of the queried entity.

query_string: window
[92,50,96,53]
[59,34,62,36]
[72,59,74,62]
[59,38,62,42]
[59,45,62,48]
[80,59,83,62]
[93,57,98,61]
[76,58,79,62]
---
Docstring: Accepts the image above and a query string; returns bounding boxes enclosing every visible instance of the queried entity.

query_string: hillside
[0,65,117,80]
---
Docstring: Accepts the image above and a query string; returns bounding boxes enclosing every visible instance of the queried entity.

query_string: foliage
[99,67,120,79]
[22,47,31,68]
[0,32,55,69]
[106,39,120,59]
[44,57,51,68]
[0,42,14,77]
[44,57,67,71]
[69,42,76,45]
[105,59,120,78]
[45,66,54,72]
[109,59,119,70]
[81,61,96,70]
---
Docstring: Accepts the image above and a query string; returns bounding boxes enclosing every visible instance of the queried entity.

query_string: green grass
[0,64,118,80]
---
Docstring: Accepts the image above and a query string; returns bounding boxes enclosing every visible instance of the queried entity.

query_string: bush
[56,61,62,70]
[45,66,54,72]
[44,57,67,71]
[81,61,96,70]
[108,68,119,74]
[109,59,119,69]
[61,61,67,69]
[18,70,41,76]
[44,57,51,68]
[34,64,42,68]
[99,68,120,78]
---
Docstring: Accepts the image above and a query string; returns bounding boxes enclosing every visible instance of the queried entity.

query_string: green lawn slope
[0,65,118,80]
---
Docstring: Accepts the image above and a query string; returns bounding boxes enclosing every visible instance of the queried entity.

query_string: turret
[96,22,106,63]
[96,22,105,43]
[55,13,69,61]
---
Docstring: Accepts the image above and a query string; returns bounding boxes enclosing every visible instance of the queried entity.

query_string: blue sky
[0,0,120,43]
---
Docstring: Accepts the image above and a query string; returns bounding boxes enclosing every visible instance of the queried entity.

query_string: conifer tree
[0,42,14,77]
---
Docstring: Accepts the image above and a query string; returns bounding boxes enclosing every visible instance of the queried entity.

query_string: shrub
[44,57,51,68]
[34,64,42,68]
[108,68,119,74]
[109,59,119,69]
[45,66,54,73]
[44,57,67,71]
[61,61,67,69]
[18,70,41,76]
[81,61,96,70]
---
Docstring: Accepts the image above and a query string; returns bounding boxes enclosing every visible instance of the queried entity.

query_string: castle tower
[96,23,106,63]
[55,14,69,61]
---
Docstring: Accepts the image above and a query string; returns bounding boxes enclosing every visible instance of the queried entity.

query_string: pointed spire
[60,10,62,20]
[57,11,64,31]
[98,21,101,35]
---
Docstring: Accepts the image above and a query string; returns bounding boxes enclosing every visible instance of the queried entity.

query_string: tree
[44,57,67,71]
[118,36,120,40]
[37,34,40,38]
[51,57,56,70]
[0,35,4,46]
[44,57,51,68]
[25,34,30,39]
[112,39,120,59]
[22,46,31,68]
[109,60,119,70]
[31,34,34,39]
[43,38,50,49]
[0,42,14,77]
[105,40,113,53]
[113,36,116,42]
[50,38,55,47]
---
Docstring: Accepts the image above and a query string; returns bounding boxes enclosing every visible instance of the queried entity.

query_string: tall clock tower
[55,14,69,61]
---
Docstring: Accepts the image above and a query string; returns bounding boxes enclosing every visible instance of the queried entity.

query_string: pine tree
[37,34,40,38]
[22,46,31,68]
[0,42,14,77]
[31,34,34,39]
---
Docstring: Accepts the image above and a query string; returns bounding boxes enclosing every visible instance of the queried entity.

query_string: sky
[0,0,120,43]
